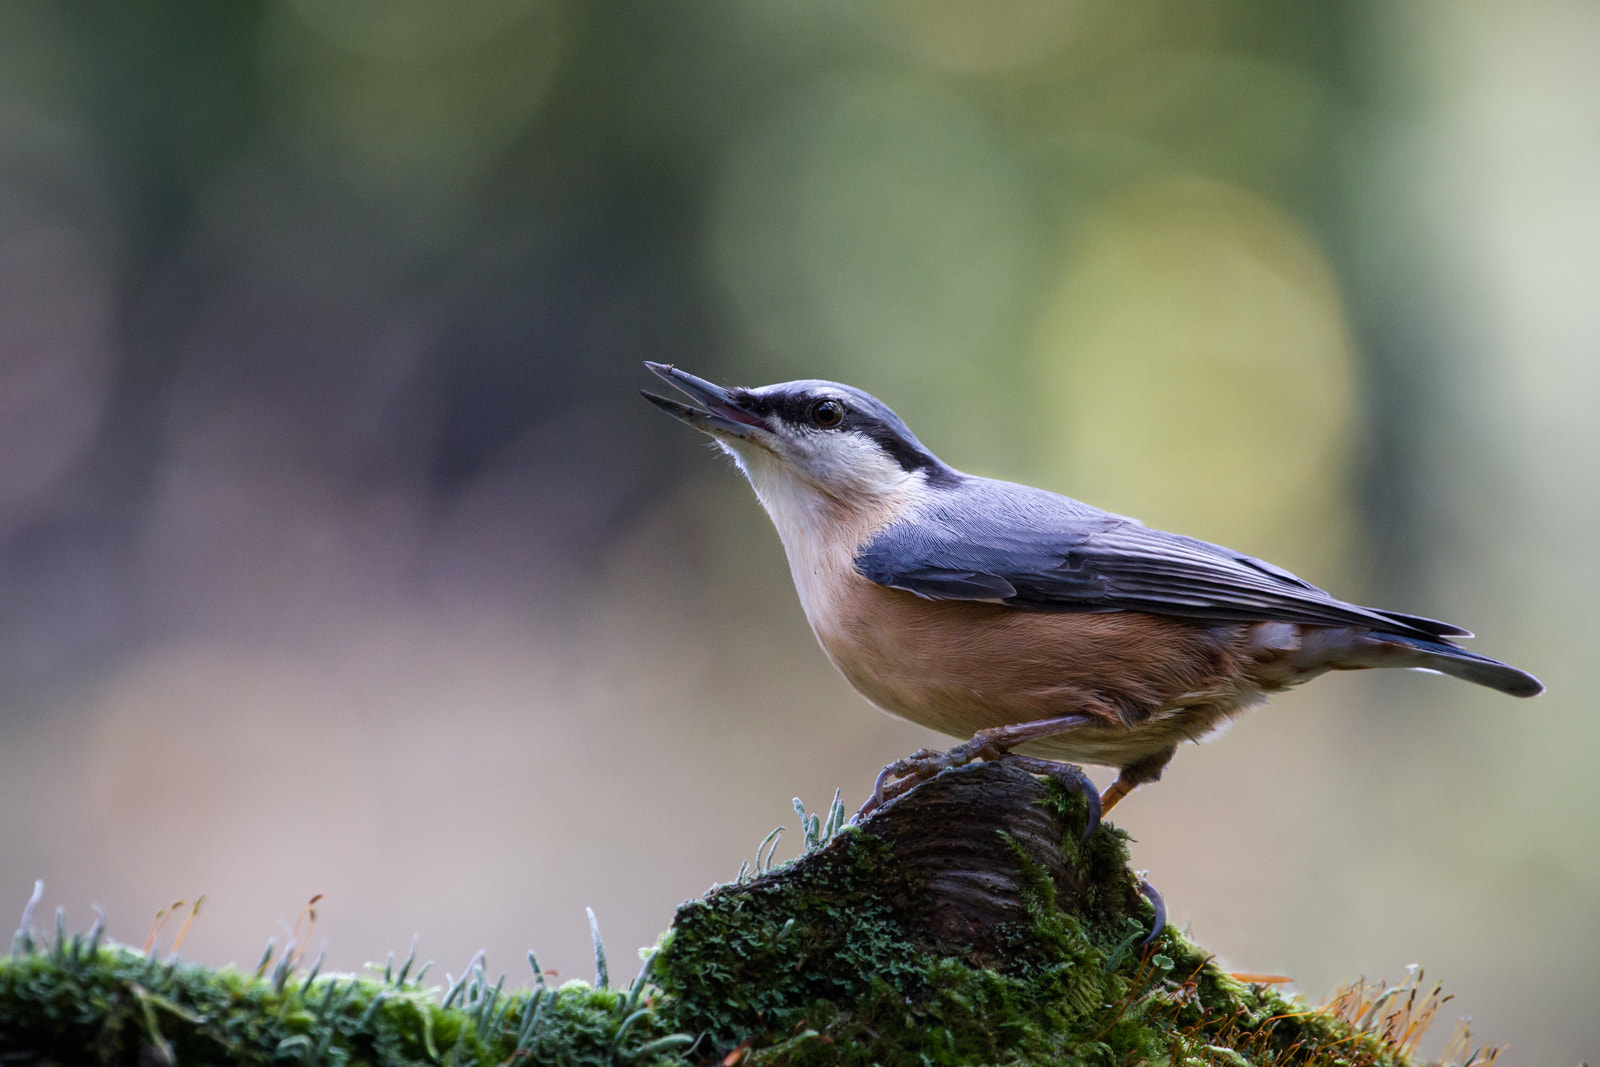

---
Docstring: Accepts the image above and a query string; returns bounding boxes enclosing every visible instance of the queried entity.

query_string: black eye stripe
[756,392,849,427]
[747,383,957,481]
[740,392,812,423]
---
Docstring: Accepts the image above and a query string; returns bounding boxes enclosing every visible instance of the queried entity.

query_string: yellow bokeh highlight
[865,0,1088,72]
[1031,175,1358,557]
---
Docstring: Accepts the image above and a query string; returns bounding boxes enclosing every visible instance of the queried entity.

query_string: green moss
[0,936,692,1066]
[653,784,1409,1067]
[1,785,1427,1066]
[654,787,1157,1066]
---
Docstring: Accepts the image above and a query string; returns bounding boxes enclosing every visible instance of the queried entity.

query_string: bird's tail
[1353,632,1544,697]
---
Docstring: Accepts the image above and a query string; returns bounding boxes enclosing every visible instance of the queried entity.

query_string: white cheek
[796,435,914,498]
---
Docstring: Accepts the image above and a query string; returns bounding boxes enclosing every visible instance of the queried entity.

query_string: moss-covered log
[2,760,1448,1066]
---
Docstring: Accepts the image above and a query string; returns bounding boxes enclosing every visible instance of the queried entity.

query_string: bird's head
[642,363,953,519]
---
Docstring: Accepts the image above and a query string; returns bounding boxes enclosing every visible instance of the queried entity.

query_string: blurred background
[1,0,1596,1061]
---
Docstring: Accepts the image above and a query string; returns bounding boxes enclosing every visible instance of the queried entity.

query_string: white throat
[718,439,920,624]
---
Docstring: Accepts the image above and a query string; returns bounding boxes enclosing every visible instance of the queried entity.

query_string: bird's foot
[855,726,1102,842]
[1002,754,1102,842]
[858,729,1013,821]
[857,753,954,821]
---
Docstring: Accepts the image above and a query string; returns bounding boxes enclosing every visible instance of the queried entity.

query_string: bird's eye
[808,398,845,429]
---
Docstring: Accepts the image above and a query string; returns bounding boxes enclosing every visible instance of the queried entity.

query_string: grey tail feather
[1378,633,1544,697]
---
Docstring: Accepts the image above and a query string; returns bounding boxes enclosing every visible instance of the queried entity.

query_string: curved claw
[855,764,911,822]
[1080,781,1102,842]
[1058,764,1102,843]
[1004,755,1102,842]
[870,762,898,808]
[1137,877,1166,947]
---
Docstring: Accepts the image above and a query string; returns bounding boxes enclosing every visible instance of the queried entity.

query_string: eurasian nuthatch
[642,363,1542,822]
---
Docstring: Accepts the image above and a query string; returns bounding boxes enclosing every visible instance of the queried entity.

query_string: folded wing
[853,477,1469,642]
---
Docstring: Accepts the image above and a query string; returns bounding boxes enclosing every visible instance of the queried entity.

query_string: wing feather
[854,477,1469,641]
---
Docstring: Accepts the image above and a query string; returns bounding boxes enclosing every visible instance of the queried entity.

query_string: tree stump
[841,760,1097,955]
[653,758,1167,1060]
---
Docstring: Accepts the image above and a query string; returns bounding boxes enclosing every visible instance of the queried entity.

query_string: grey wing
[853,478,1469,641]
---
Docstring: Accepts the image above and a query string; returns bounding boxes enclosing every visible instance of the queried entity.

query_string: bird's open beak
[641,362,771,440]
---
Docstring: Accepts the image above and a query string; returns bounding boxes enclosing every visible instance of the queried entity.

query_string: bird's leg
[1100,746,1177,815]
[857,714,1097,822]
[1099,778,1134,813]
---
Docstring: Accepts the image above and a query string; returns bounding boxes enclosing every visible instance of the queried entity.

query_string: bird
[641,362,1543,824]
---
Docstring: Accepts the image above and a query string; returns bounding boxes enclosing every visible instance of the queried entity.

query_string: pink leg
[1099,746,1176,814]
